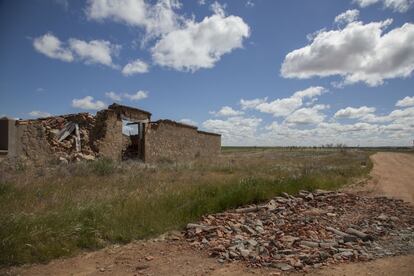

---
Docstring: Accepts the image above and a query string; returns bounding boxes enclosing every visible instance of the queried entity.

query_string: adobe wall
[12,121,55,164]
[93,109,123,161]
[197,131,221,157]
[144,120,221,163]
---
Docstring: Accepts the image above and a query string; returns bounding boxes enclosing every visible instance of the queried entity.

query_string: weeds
[0,149,372,266]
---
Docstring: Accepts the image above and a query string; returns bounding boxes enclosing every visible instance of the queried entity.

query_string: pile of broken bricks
[40,114,97,162]
[185,190,414,272]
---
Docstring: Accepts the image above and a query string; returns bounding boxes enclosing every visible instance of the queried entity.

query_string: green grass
[0,149,372,267]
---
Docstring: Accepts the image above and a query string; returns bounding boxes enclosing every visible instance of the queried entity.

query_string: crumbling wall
[92,109,123,161]
[13,121,54,164]
[11,113,98,164]
[144,120,221,163]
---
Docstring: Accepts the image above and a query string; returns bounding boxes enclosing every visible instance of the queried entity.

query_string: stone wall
[197,130,222,157]
[1,104,220,164]
[144,120,221,163]
[93,109,123,161]
[12,121,54,164]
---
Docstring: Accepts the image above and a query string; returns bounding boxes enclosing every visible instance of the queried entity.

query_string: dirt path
[5,152,414,276]
[354,152,414,203]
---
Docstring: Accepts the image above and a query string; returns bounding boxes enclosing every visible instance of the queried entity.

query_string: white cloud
[86,0,181,38]
[179,118,198,126]
[254,97,303,117]
[29,111,52,118]
[69,39,120,67]
[357,106,414,123]
[124,90,148,101]
[33,33,120,68]
[72,96,106,110]
[210,106,244,117]
[203,116,262,145]
[33,33,74,62]
[242,86,326,117]
[86,0,250,72]
[396,96,414,107]
[210,1,226,16]
[246,0,255,7]
[151,7,250,71]
[334,106,376,119]
[240,97,268,110]
[198,0,206,5]
[284,104,328,125]
[353,0,414,12]
[334,9,360,25]
[281,20,414,86]
[306,28,327,42]
[205,98,414,146]
[105,91,122,101]
[292,86,326,99]
[122,59,149,75]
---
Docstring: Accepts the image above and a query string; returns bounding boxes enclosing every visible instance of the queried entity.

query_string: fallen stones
[185,190,414,272]
[23,113,99,163]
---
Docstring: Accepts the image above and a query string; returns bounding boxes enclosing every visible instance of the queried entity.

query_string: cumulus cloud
[334,106,376,119]
[353,0,414,12]
[86,0,250,72]
[203,116,262,145]
[396,96,414,107]
[68,39,120,67]
[334,9,359,25]
[33,33,120,68]
[122,59,149,75]
[72,96,106,110]
[362,106,414,123]
[205,96,414,146]
[179,118,197,126]
[284,104,328,125]
[281,20,414,86]
[86,0,182,38]
[241,86,326,117]
[240,97,268,110]
[210,106,244,117]
[33,33,74,62]
[151,6,250,71]
[29,110,52,118]
[124,90,148,101]
[105,91,122,101]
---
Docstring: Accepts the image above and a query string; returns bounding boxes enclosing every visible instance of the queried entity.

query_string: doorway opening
[122,119,145,160]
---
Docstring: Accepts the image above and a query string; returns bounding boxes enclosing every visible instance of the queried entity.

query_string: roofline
[197,130,221,137]
[108,103,152,116]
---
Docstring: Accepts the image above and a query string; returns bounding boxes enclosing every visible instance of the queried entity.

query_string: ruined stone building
[0,104,221,164]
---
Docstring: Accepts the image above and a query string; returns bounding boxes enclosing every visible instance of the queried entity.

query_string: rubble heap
[185,190,414,272]
[25,113,98,162]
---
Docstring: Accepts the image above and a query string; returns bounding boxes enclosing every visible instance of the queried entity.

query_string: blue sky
[0,0,413,146]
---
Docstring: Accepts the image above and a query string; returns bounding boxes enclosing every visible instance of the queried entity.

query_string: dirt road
[358,152,414,203]
[5,152,414,276]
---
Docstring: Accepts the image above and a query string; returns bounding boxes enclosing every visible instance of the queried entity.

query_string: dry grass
[0,148,372,266]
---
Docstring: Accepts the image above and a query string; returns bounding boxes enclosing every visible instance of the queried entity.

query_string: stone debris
[185,190,414,272]
[20,113,98,162]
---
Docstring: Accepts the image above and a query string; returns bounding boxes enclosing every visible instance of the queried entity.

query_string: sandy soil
[351,152,414,204]
[4,152,414,276]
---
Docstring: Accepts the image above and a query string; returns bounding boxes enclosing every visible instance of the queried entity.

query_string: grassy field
[0,148,373,267]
